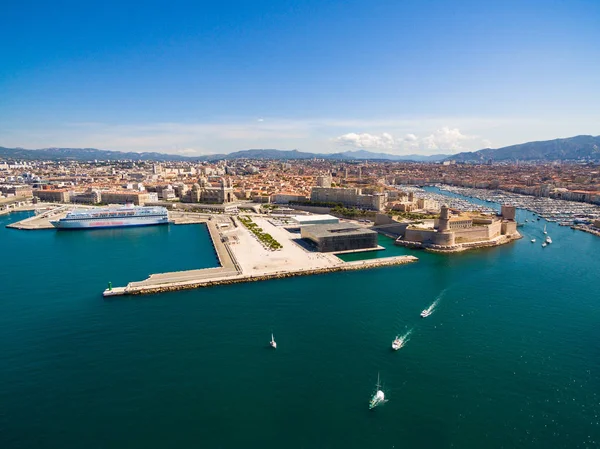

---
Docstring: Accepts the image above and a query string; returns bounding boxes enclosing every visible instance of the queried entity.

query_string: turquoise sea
[1,192,599,449]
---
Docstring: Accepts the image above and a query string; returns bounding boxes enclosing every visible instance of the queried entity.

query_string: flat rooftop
[302,223,377,238]
[292,214,339,223]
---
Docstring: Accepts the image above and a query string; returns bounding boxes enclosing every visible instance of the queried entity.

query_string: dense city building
[310,187,386,211]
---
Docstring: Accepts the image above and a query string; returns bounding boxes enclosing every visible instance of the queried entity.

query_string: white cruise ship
[51,206,169,230]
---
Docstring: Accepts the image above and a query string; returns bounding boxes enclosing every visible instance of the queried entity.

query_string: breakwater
[571,224,600,237]
[103,255,417,297]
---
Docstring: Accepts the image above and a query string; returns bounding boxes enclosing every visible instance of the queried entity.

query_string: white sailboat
[531,238,536,243]
[369,373,387,410]
[270,333,277,349]
[543,224,547,234]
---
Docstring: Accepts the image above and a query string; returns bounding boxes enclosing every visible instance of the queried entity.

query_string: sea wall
[104,255,418,297]
[396,233,521,253]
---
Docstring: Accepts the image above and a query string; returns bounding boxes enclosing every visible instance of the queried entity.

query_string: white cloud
[334,127,482,154]
[335,132,396,150]
[3,114,569,155]
[421,127,473,151]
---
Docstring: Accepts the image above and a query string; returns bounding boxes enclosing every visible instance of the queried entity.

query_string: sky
[1,0,599,156]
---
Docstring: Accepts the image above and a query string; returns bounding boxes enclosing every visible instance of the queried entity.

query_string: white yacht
[392,336,403,350]
[546,236,552,244]
[369,373,387,410]
[531,238,536,243]
[420,309,433,318]
[542,242,547,248]
[270,333,277,349]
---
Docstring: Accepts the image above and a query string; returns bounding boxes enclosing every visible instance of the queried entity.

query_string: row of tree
[238,216,283,250]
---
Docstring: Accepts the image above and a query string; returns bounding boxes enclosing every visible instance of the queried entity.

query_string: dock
[5,205,71,230]
[103,254,417,297]
[103,214,417,297]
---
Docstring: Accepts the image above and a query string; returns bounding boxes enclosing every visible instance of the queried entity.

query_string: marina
[434,185,600,225]
[396,185,498,213]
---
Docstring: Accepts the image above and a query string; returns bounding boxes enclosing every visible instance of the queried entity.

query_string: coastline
[571,224,600,237]
[395,232,522,253]
[103,255,417,297]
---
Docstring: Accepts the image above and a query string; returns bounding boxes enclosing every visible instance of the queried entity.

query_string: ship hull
[51,216,169,230]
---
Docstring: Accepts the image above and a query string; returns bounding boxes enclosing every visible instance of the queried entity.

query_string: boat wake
[393,329,413,350]
[421,290,445,318]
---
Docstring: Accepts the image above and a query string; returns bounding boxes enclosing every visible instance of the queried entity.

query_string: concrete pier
[5,205,71,230]
[102,254,417,297]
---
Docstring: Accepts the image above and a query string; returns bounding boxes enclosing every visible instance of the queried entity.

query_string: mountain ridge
[2,134,599,162]
[447,135,600,162]
[0,146,448,162]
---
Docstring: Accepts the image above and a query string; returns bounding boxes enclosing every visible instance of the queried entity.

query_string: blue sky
[1,0,599,155]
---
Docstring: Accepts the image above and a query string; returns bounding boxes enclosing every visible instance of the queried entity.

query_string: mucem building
[301,223,378,252]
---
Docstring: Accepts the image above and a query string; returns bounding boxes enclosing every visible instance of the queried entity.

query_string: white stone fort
[392,204,521,251]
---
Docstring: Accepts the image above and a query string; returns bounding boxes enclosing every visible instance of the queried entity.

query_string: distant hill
[332,150,448,162]
[225,149,317,159]
[448,135,600,162]
[0,147,207,162]
[0,146,448,162]
[2,136,600,162]
[221,149,449,161]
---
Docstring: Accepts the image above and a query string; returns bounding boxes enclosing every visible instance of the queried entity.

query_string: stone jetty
[6,205,71,230]
[103,254,417,297]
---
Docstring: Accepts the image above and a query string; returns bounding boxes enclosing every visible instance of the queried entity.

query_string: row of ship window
[64,214,167,220]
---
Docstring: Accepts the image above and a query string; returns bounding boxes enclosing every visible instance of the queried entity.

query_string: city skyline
[2,0,600,155]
